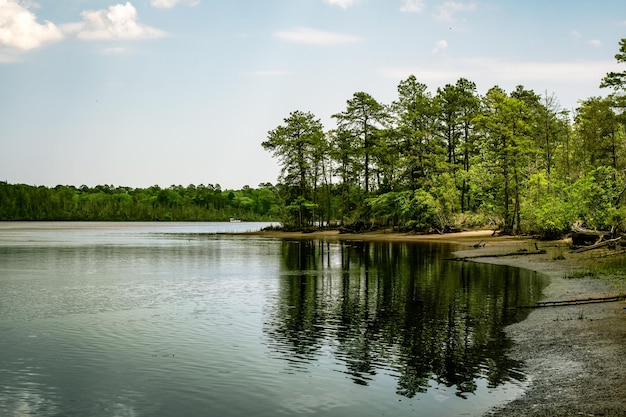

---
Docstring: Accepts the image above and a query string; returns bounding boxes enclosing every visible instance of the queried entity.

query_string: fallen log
[445,249,546,261]
[570,236,623,253]
[514,294,626,309]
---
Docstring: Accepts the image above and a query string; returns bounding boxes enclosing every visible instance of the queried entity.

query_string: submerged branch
[514,295,626,309]
[445,249,546,261]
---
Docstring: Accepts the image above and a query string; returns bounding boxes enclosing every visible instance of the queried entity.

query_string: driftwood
[446,249,546,261]
[570,222,626,253]
[571,223,606,246]
[570,236,623,253]
[514,294,626,309]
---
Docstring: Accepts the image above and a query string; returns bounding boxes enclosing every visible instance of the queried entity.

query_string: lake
[0,222,546,417]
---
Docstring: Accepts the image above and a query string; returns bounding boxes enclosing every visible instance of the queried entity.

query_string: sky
[1,0,625,190]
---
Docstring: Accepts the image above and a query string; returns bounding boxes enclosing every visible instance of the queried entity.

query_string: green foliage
[520,173,570,237]
[367,191,406,227]
[283,196,319,228]
[0,182,280,222]
[566,166,626,231]
[403,190,438,231]
[600,38,626,91]
[261,39,626,235]
[333,92,388,194]
[263,110,327,227]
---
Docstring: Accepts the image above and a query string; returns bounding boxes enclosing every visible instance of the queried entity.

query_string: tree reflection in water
[264,239,545,399]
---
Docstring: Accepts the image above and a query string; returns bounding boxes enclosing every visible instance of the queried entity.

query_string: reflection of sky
[0,365,59,417]
[0,225,543,417]
[0,221,276,246]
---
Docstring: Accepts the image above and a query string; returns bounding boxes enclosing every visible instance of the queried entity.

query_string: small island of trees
[262,38,626,238]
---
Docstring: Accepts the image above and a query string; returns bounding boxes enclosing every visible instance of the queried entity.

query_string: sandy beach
[247,229,626,416]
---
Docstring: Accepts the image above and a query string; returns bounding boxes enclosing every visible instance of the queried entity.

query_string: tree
[600,38,626,91]
[333,92,387,195]
[435,78,480,211]
[573,96,622,174]
[328,129,361,224]
[474,87,535,233]
[262,110,325,227]
[392,75,443,192]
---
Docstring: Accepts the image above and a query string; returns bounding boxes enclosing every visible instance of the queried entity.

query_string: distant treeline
[0,182,280,222]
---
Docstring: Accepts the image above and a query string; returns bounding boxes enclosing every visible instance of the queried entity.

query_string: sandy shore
[249,229,626,416]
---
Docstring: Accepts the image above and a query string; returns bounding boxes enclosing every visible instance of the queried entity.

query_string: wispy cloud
[0,0,63,50]
[150,0,198,9]
[570,30,603,48]
[247,70,291,77]
[62,2,165,41]
[379,58,621,85]
[274,27,360,45]
[400,0,425,13]
[587,39,602,48]
[323,0,359,9]
[432,1,477,23]
[433,40,448,56]
[570,29,582,39]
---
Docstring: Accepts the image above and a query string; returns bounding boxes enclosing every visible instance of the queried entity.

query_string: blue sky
[1,0,624,190]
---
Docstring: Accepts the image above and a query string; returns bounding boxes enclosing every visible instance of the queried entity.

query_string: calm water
[0,222,547,417]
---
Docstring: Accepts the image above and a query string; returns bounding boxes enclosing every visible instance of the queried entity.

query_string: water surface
[0,222,546,417]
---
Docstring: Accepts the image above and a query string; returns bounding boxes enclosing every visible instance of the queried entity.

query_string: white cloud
[570,29,582,39]
[432,1,477,24]
[433,40,447,55]
[274,27,360,45]
[0,0,63,50]
[63,2,165,41]
[323,0,358,9]
[587,39,602,48]
[400,0,425,13]
[379,58,621,86]
[151,0,198,9]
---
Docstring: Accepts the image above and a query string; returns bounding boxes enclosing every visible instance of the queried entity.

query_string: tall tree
[392,75,443,191]
[574,97,622,174]
[474,87,534,233]
[600,38,626,91]
[262,110,325,226]
[600,38,626,151]
[435,78,480,211]
[328,129,360,224]
[333,92,387,195]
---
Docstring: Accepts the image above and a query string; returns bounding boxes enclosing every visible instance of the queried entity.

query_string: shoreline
[248,229,626,416]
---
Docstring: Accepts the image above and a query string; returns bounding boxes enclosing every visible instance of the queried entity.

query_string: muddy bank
[248,229,626,416]
[454,242,626,417]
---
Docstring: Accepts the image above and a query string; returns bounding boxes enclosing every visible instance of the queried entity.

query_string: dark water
[0,223,546,417]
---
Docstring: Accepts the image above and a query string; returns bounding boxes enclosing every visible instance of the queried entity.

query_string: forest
[262,38,626,237]
[0,182,280,222]
[2,39,625,236]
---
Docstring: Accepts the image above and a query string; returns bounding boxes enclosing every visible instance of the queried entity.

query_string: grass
[573,252,626,293]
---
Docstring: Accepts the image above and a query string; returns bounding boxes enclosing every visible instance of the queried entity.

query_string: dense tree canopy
[0,182,280,222]
[263,38,626,236]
